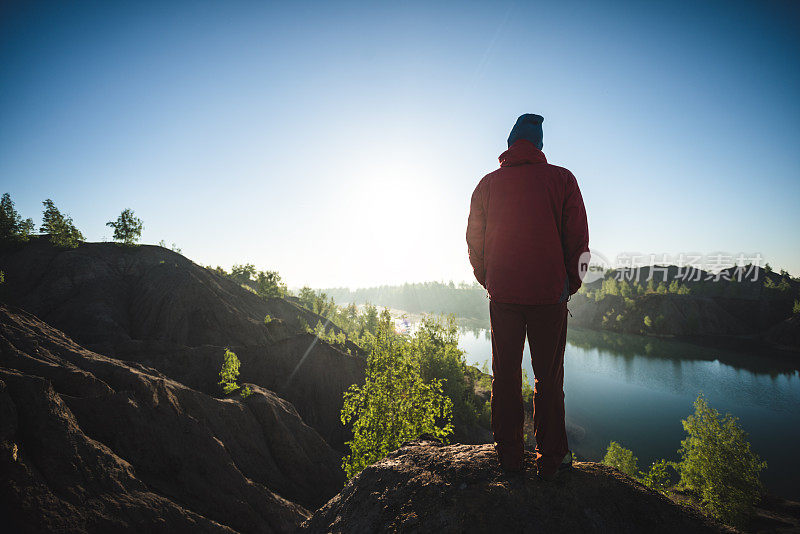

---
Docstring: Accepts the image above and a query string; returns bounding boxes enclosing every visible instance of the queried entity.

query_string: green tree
[106,208,143,245]
[231,263,257,285]
[255,269,286,298]
[341,309,453,479]
[41,199,84,248]
[619,280,632,298]
[362,303,380,336]
[602,440,639,477]
[412,314,485,439]
[601,277,620,296]
[668,279,680,293]
[0,193,34,242]
[218,348,252,398]
[219,348,241,394]
[794,299,800,315]
[521,368,534,406]
[676,394,766,526]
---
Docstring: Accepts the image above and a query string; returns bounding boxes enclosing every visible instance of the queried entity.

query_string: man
[466,113,589,480]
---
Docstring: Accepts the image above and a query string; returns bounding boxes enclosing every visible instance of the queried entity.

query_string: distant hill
[321,267,800,352]
[318,281,490,322]
[569,265,800,351]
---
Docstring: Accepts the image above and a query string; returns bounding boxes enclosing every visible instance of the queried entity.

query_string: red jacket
[466,139,589,304]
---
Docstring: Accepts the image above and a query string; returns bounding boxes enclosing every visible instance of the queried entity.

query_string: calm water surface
[457,324,800,500]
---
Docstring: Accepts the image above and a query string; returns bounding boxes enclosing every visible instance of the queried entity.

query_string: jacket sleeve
[466,178,488,287]
[562,171,589,295]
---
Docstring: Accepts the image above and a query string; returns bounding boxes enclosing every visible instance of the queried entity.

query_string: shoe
[537,450,573,481]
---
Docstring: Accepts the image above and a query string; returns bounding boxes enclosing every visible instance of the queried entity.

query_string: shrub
[218,348,241,394]
[603,440,638,477]
[157,239,182,253]
[106,208,143,245]
[41,199,84,248]
[0,193,34,242]
[640,459,674,494]
[676,394,766,526]
[218,348,253,399]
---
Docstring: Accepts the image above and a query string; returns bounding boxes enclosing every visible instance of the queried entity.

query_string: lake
[456,323,800,500]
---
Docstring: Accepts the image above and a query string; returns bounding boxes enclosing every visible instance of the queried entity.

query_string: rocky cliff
[0,239,370,532]
[0,239,365,449]
[0,303,339,532]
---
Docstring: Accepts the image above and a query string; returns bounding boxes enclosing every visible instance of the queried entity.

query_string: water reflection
[456,324,800,500]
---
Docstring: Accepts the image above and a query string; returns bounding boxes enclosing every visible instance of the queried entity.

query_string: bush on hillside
[602,441,639,477]
[218,348,251,399]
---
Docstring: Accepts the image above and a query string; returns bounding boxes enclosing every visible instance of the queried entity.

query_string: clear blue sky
[1,0,798,287]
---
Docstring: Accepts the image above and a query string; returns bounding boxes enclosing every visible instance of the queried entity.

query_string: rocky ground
[0,303,321,532]
[301,439,735,534]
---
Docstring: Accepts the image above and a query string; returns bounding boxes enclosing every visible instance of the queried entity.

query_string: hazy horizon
[2,1,799,288]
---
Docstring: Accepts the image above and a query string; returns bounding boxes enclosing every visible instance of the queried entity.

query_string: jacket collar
[499,139,547,167]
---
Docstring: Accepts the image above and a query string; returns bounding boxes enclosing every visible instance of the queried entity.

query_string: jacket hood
[499,139,548,167]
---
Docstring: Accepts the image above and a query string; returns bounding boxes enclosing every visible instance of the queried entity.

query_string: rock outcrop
[0,303,341,532]
[0,239,366,449]
[0,238,314,349]
[301,440,734,534]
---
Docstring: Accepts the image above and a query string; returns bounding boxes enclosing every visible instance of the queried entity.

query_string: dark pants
[490,299,569,475]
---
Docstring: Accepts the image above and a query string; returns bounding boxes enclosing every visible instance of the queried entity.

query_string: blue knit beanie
[507,113,544,149]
